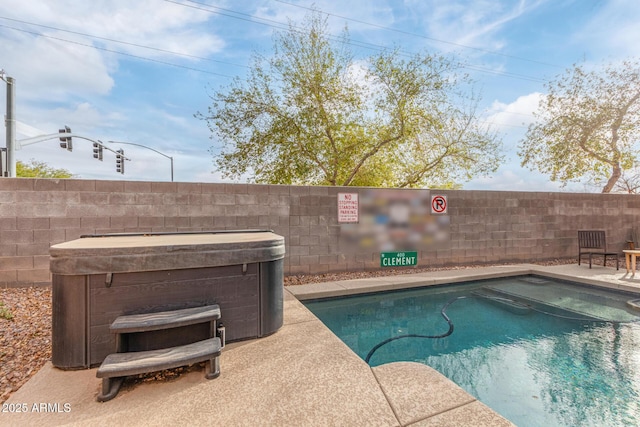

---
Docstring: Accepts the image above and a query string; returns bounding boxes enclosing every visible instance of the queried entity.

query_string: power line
[165,0,402,56]
[0,2,547,84]
[274,0,563,69]
[163,0,290,32]
[0,24,234,78]
[482,121,529,130]
[0,16,248,69]
[165,0,546,84]
[461,63,544,83]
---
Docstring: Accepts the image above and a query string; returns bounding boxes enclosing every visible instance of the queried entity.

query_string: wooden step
[96,337,221,402]
[110,304,221,334]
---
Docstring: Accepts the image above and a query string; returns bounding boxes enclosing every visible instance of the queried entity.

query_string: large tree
[519,58,640,193]
[200,12,502,188]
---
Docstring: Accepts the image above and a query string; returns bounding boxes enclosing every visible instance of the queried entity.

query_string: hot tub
[50,230,285,369]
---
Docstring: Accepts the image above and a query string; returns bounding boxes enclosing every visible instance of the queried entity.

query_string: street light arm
[16,133,130,159]
[107,140,174,182]
[108,141,173,161]
[0,72,12,84]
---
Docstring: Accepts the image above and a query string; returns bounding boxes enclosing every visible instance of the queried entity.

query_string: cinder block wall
[0,178,636,288]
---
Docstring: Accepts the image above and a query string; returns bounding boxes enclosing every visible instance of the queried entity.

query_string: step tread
[97,337,221,379]
[110,305,220,333]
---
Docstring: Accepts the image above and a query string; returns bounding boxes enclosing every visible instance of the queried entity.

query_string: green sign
[380,251,418,267]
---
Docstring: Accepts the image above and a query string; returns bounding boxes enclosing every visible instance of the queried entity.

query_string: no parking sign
[431,195,447,214]
[337,193,359,223]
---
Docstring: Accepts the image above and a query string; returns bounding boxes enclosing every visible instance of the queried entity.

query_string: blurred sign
[338,189,450,253]
[338,193,359,223]
[380,251,418,267]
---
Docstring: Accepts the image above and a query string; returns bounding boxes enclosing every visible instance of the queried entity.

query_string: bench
[578,230,619,270]
[96,304,224,402]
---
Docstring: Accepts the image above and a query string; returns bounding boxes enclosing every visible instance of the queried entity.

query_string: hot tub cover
[50,230,285,275]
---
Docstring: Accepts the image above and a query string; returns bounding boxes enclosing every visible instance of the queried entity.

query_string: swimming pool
[304,276,640,427]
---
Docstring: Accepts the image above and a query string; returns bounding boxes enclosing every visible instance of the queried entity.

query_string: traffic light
[58,126,72,151]
[115,149,124,174]
[92,142,103,161]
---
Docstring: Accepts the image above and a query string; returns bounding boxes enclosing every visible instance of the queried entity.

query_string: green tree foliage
[200,12,502,188]
[519,58,640,193]
[16,159,74,178]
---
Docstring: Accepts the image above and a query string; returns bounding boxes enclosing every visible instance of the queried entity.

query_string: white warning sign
[338,193,359,223]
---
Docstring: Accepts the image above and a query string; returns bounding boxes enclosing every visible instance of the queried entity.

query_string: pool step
[97,305,224,402]
[472,289,532,315]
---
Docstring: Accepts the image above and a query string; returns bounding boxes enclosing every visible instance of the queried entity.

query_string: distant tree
[519,58,640,193]
[613,170,640,194]
[200,11,502,187]
[16,159,74,178]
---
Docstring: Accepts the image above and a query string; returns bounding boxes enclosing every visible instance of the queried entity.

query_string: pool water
[304,276,640,427]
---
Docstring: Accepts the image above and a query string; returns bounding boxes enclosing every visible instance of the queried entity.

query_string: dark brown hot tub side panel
[50,231,285,370]
[259,259,284,337]
[52,274,88,369]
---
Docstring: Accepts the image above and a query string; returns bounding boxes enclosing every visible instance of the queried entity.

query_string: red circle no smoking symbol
[431,195,447,214]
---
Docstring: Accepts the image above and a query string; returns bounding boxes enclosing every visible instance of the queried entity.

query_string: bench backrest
[578,230,608,250]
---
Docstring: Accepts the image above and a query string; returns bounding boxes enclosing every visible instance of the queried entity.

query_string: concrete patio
[4,263,639,427]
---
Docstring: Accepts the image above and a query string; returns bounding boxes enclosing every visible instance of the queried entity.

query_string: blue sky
[1,0,639,190]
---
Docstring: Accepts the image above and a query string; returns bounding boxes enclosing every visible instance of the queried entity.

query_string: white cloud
[0,0,225,103]
[1,1,226,57]
[402,0,550,52]
[15,102,124,139]
[487,92,542,129]
[254,0,396,34]
[346,59,372,85]
[472,92,544,176]
[2,32,114,101]
[15,121,49,138]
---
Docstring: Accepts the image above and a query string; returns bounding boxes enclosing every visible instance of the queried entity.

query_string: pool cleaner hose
[364,296,467,364]
[363,293,616,365]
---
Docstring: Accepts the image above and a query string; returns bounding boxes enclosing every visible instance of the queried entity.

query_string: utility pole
[1,71,15,177]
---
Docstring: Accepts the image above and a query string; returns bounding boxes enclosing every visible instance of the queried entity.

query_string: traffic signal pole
[108,140,173,181]
[2,70,128,177]
[3,75,15,177]
[15,132,129,160]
